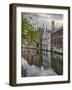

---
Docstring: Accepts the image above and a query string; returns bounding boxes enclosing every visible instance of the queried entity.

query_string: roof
[51,26,63,33]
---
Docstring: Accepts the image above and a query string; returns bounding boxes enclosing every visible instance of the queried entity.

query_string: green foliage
[21,13,42,44]
[21,13,33,43]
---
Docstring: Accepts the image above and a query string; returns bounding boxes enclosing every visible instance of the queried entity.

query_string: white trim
[16,6,68,84]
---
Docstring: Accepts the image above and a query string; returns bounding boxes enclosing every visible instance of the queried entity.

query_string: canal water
[21,48,63,77]
[21,59,57,77]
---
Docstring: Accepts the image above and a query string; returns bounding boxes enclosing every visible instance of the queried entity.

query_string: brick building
[51,27,63,52]
[51,24,63,75]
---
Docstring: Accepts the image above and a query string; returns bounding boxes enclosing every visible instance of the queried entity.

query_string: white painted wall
[0,0,72,90]
[42,26,51,67]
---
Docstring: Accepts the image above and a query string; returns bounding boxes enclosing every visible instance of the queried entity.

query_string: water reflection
[21,62,57,77]
[21,48,63,77]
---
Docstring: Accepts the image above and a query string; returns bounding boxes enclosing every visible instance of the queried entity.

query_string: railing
[22,47,63,75]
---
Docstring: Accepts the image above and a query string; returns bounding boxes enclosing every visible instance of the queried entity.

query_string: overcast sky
[22,13,63,30]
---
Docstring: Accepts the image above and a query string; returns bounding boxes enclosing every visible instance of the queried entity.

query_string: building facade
[51,27,63,52]
[42,25,51,68]
[51,26,63,75]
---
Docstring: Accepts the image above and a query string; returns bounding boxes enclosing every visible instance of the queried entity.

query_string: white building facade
[42,25,51,68]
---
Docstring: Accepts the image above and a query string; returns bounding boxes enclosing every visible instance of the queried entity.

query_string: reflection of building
[22,46,42,67]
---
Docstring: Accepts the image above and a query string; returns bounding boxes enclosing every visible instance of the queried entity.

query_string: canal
[21,47,63,77]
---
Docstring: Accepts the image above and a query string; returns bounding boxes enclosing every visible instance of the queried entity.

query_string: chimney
[51,21,55,31]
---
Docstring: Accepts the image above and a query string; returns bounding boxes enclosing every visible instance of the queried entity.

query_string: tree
[21,13,42,45]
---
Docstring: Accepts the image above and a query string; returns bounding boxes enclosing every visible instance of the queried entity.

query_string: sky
[22,12,63,30]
